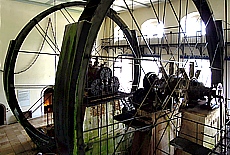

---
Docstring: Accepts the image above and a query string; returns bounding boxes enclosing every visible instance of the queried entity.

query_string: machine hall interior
[0,0,230,154]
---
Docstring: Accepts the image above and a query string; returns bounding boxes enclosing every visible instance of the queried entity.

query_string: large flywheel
[3,1,142,154]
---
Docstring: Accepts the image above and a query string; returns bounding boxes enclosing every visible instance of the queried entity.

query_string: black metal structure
[3,1,142,154]
[0,104,5,125]
[3,0,227,154]
[193,0,224,86]
[3,1,88,150]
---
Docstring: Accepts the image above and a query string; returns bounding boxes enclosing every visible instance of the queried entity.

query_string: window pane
[141,19,164,38]
[181,12,206,37]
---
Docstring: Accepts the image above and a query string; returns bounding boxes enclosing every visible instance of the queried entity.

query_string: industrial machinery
[86,58,120,96]
[128,70,221,114]
[3,0,226,154]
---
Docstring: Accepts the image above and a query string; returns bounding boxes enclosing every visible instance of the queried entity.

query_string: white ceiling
[15,0,164,12]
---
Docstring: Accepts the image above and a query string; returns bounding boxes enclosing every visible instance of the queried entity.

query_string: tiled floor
[0,114,53,155]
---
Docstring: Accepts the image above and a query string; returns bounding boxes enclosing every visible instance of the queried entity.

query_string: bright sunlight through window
[181,12,206,37]
[141,19,164,38]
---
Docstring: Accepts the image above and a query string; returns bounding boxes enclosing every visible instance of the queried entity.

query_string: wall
[0,0,82,124]
[1,0,230,124]
[107,0,230,55]
[102,0,230,96]
[0,0,48,124]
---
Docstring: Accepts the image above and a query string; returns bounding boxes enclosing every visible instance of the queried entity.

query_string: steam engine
[130,72,220,113]
[86,61,120,97]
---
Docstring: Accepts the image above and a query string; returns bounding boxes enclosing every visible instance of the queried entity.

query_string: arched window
[114,56,133,92]
[139,57,160,88]
[141,19,164,38]
[180,12,206,37]
[114,25,125,41]
[181,59,211,87]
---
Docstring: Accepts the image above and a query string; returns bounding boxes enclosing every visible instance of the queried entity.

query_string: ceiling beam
[112,4,134,12]
[133,0,150,7]
[13,0,83,12]
[13,0,53,7]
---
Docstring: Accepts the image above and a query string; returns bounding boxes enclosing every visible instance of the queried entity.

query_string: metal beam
[133,0,150,7]
[193,0,224,86]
